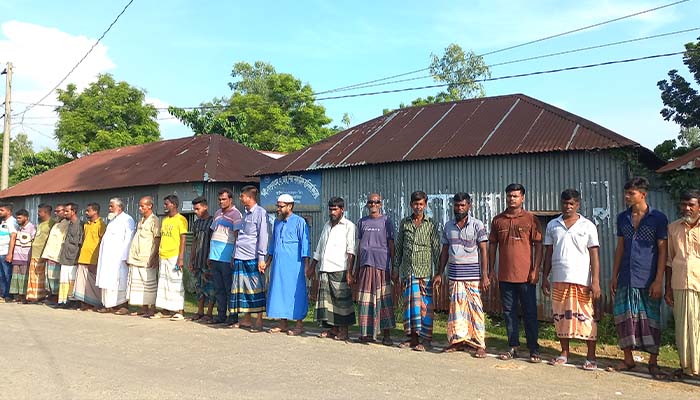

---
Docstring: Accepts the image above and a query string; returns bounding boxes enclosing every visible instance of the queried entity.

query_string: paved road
[1,303,698,399]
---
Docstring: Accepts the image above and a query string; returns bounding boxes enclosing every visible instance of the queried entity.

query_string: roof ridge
[203,134,220,181]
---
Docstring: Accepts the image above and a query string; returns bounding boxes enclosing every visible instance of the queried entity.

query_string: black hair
[560,188,581,202]
[241,185,258,199]
[65,202,79,213]
[680,189,700,203]
[38,203,52,213]
[410,191,427,203]
[164,194,180,208]
[192,196,208,206]
[86,202,100,213]
[623,177,649,192]
[15,209,29,217]
[453,192,472,204]
[505,183,526,195]
[0,202,13,211]
[328,197,345,209]
[218,188,233,199]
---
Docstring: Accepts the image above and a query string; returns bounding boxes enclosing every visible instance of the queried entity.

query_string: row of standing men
[0,179,698,380]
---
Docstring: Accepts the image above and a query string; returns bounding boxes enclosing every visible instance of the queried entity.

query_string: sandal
[269,326,288,334]
[114,307,130,315]
[529,351,542,363]
[382,337,394,347]
[474,348,488,358]
[334,333,349,342]
[287,326,304,336]
[648,364,669,380]
[188,313,204,321]
[249,324,264,333]
[582,360,598,371]
[549,355,567,366]
[199,315,213,324]
[169,313,185,321]
[149,312,166,319]
[356,336,374,344]
[97,308,111,314]
[606,362,636,372]
[442,344,463,353]
[318,330,336,339]
[398,340,415,349]
[499,348,518,360]
[129,311,145,317]
[413,344,427,352]
[671,368,692,381]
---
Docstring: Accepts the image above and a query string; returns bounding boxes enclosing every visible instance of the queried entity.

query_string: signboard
[260,172,323,211]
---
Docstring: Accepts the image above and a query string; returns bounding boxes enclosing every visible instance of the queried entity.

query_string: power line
[314,51,687,101]
[314,0,692,95]
[317,27,700,94]
[12,0,135,120]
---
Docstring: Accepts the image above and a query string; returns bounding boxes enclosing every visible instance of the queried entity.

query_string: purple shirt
[234,203,269,263]
[357,215,394,270]
[13,222,36,266]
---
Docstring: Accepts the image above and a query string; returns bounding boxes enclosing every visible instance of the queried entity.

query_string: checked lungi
[402,275,434,340]
[229,259,266,314]
[57,265,77,304]
[73,264,102,308]
[315,271,355,327]
[551,282,597,341]
[447,280,485,349]
[9,264,29,296]
[357,266,395,338]
[613,285,661,354]
[45,260,61,295]
[26,258,47,301]
[127,265,158,306]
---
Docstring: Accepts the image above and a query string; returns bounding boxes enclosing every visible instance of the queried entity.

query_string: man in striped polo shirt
[434,192,489,358]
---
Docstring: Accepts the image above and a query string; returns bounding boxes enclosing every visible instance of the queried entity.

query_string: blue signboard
[260,171,323,210]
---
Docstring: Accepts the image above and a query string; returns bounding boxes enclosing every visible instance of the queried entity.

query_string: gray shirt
[58,219,84,266]
[233,203,269,263]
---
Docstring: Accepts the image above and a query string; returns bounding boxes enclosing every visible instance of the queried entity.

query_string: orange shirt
[489,210,542,283]
[667,219,700,291]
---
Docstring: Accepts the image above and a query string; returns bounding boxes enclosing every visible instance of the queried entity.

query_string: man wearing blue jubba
[266,194,311,336]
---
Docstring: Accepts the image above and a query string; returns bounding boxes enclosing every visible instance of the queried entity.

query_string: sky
[1,0,699,152]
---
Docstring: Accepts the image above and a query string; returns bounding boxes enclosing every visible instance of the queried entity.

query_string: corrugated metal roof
[0,134,272,198]
[254,93,645,175]
[656,147,700,173]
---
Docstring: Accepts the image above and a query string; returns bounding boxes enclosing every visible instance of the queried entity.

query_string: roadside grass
[183,294,680,369]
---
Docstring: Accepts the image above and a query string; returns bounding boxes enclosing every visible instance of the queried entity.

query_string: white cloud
[0,20,116,149]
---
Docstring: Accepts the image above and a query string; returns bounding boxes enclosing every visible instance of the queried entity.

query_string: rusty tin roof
[656,147,700,173]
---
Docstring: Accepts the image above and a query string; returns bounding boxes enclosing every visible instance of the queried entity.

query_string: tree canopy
[171,61,335,152]
[55,74,160,158]
[657,37,700,130]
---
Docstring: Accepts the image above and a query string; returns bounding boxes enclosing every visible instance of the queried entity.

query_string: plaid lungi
[614,285,661,354]
[127,265,158,306]
[315,271,356,327]
[229,259,266,314]
[551,282,597,340]
[58,265,77,304]
[447,280,485,348]
[193,266,215,303]
[45,260,61,295]
[402,275,434,340]
[357,266,395,338]
[9,264,29,295]
[73,264,102,308]
[26,258,47,301]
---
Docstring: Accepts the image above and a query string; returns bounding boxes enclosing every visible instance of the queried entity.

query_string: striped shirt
[209,207,242,262]
[442,217,488,281]
[394,215,441,279]
[191,216,213,270]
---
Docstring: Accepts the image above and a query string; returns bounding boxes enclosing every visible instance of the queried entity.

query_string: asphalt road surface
[1,303,699,399]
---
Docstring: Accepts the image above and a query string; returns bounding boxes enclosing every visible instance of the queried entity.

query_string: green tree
[0,132,34,170]
[657,37,700,129]
[55,74,160,158]
[167,100,252,147]
[653,139,688,162]
[9,149,71,184]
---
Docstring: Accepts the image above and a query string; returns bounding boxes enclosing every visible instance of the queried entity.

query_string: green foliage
[55,74,160,158]
[654,139,689,162]
[657,37,700,129]
[10,149,71,184]
[167,101,253,148]
[660,168,700,200]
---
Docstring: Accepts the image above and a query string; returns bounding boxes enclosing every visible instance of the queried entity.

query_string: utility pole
[1,62,12,190]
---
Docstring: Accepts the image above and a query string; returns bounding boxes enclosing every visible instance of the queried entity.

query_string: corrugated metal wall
[304,150,675,318]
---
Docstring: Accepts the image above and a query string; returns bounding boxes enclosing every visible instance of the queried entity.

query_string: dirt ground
[2,303,699,400]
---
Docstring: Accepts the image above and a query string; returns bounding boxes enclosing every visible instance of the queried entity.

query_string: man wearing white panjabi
[96,198,136,314]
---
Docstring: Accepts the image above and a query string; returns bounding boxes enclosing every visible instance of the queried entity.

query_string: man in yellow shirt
[74,203,106,311]
[152,195,188,321]
[665,189,700,380]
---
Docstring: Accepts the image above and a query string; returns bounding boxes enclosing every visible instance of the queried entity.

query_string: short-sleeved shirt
[58,219,84,266]
[544,214,599,286]
[159,213,188,259]
[0,216,19,255]
[128,214,161,267]
[357,215,394,271]
[616,206,668,288]
[442,217,488,281]
[42,219,69,262]
[666,219,700,291]
[78,218,106,265]
[191,215,213,269]
[394,215,441,279]
[13,222,36,266]
[31,219,54,259]
[313,217,357,273]
[489,210,542,283]
[209,207,243,262]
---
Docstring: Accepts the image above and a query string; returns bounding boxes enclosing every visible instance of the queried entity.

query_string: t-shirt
[13,222,36,266]
[616,206,668,288]
[0,216,19,255]
[442,217,488,281]
[192,215,213,269]
[42,219,69,262]
[78,218,106,265]
[58,219,84,266]
[31,219,54,259]
[159,213,188,259]
[209,207,243,262]
[544,214,599,286]
[489,210,542,283]
[357,215,394,270]
[128,214,161,267]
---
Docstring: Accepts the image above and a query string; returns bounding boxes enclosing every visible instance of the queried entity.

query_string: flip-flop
[149,312,166,319]
[318,330,336,339]
[606,362,636,372]
[498,348,518,360]
[169,313,185,321]
[114,307,130,315]
[287,327,304,336]
[582,360,598,371]
[398,340,415,349]
[269,326,288,334]
[413,344,427,352]
[549,355,568,366]
[529,352,542,363]
[474,348,488,358]
[188,313,204,321]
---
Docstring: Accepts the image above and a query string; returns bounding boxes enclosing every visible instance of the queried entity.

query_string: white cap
[277,194,295,203]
